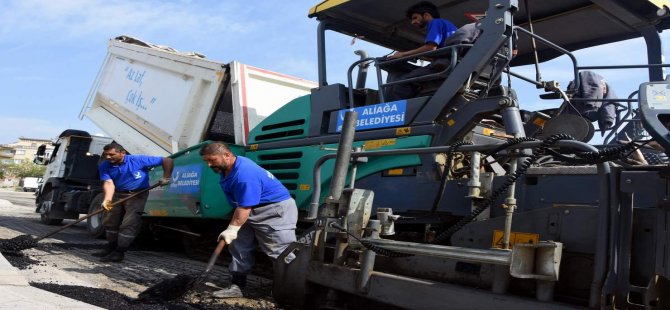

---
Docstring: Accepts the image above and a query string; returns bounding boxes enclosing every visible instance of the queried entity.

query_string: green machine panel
[245,135,432,211]
[248,95,311,144]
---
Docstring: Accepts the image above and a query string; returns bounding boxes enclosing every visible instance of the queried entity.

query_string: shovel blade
[137,274,197,302]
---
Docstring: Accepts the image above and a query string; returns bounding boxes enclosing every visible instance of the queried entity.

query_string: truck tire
[39,189,64,225]
[87,193,106,239]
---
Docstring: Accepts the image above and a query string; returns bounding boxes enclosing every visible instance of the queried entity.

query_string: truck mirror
[33,144,49,165]
[36,144,46,156]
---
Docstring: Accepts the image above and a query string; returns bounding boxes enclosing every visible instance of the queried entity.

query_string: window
[49,144,61,164]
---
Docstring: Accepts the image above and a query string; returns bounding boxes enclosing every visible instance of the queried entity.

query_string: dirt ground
[0,191,282,309]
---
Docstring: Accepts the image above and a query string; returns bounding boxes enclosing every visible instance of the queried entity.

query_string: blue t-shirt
[99,155,164,191]
[219,156,291,208]
[425,18,458,48]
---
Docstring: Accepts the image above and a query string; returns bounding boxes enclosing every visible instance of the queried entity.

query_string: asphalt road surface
[0,189,279,309]
[0,189,37,208]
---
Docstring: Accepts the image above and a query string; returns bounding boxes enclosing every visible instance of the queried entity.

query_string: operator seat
[417,22,486,97]
[379,23,484,100]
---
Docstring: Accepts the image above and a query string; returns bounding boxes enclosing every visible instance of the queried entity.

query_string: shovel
[137,239,227,302]
[0,183,161,252]
[199,239,228,281]
[37,182,162,241]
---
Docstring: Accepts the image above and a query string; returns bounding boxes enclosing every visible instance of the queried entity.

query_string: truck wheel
[87,193,106,239]
[39,189,64,225]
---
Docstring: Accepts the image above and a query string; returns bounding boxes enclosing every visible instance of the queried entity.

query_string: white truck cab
[34,130,112,230]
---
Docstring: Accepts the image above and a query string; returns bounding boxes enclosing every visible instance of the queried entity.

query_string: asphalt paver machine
[267,0,670,309]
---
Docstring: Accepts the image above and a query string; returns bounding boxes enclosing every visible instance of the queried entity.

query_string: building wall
[7,137,54,164]
[0,137,54,188]
[0,146,16,164]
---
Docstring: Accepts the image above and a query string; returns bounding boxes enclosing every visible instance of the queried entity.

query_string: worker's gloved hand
[158,177,171,186]
[218,225,241,244]
[101,200,113,211]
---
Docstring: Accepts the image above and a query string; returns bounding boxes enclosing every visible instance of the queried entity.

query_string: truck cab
[34,130,112,234]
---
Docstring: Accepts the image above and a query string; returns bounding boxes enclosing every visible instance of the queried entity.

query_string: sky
[0,0,668,145]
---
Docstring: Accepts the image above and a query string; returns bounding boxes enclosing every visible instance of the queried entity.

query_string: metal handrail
[513,26,580,91]
[346,57,376,107]
[344,44,473,105]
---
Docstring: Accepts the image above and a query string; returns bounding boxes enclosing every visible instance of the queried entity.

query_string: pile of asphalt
[0,235,38,252]
[2,251,43,270]
[0,240,279,309]
[31,282,282,310]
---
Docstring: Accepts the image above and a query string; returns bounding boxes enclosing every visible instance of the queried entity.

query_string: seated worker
[386,1,458,101]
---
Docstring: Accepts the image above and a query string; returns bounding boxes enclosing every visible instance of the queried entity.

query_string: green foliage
[0,162,7,179]
[0,160,45,178]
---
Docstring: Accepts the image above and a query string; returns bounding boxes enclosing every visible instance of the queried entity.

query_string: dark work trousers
[228,198,298,282]
[103,191,149,249]
[386,59,451,102]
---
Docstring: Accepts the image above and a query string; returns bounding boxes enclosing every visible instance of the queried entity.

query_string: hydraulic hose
[432,134,574,244]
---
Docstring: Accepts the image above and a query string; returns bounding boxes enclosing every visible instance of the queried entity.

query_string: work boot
[100,248,125,262]
[92,242,117,257]
[212,284,243,298]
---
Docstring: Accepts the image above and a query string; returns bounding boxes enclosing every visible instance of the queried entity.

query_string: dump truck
[33,36,316,237]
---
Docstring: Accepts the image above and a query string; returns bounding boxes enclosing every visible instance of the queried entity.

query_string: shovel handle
[37,182,162,241]
[108,182,162,208]
[204,239,227,274]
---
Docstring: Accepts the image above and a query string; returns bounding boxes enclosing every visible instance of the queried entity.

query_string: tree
[0,162,9,179]
[3,160,46,178]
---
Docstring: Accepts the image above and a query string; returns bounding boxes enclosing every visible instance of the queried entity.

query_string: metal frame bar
[306,262,577,310]
[317,21,330,87]
[361,239,512,265]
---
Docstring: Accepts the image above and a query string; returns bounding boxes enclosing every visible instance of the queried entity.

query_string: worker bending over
[200,141,298,298]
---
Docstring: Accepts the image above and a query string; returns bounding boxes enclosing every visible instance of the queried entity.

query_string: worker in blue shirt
[200,141,298,298]
[93,142,173,262]
[386,1,458,101]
